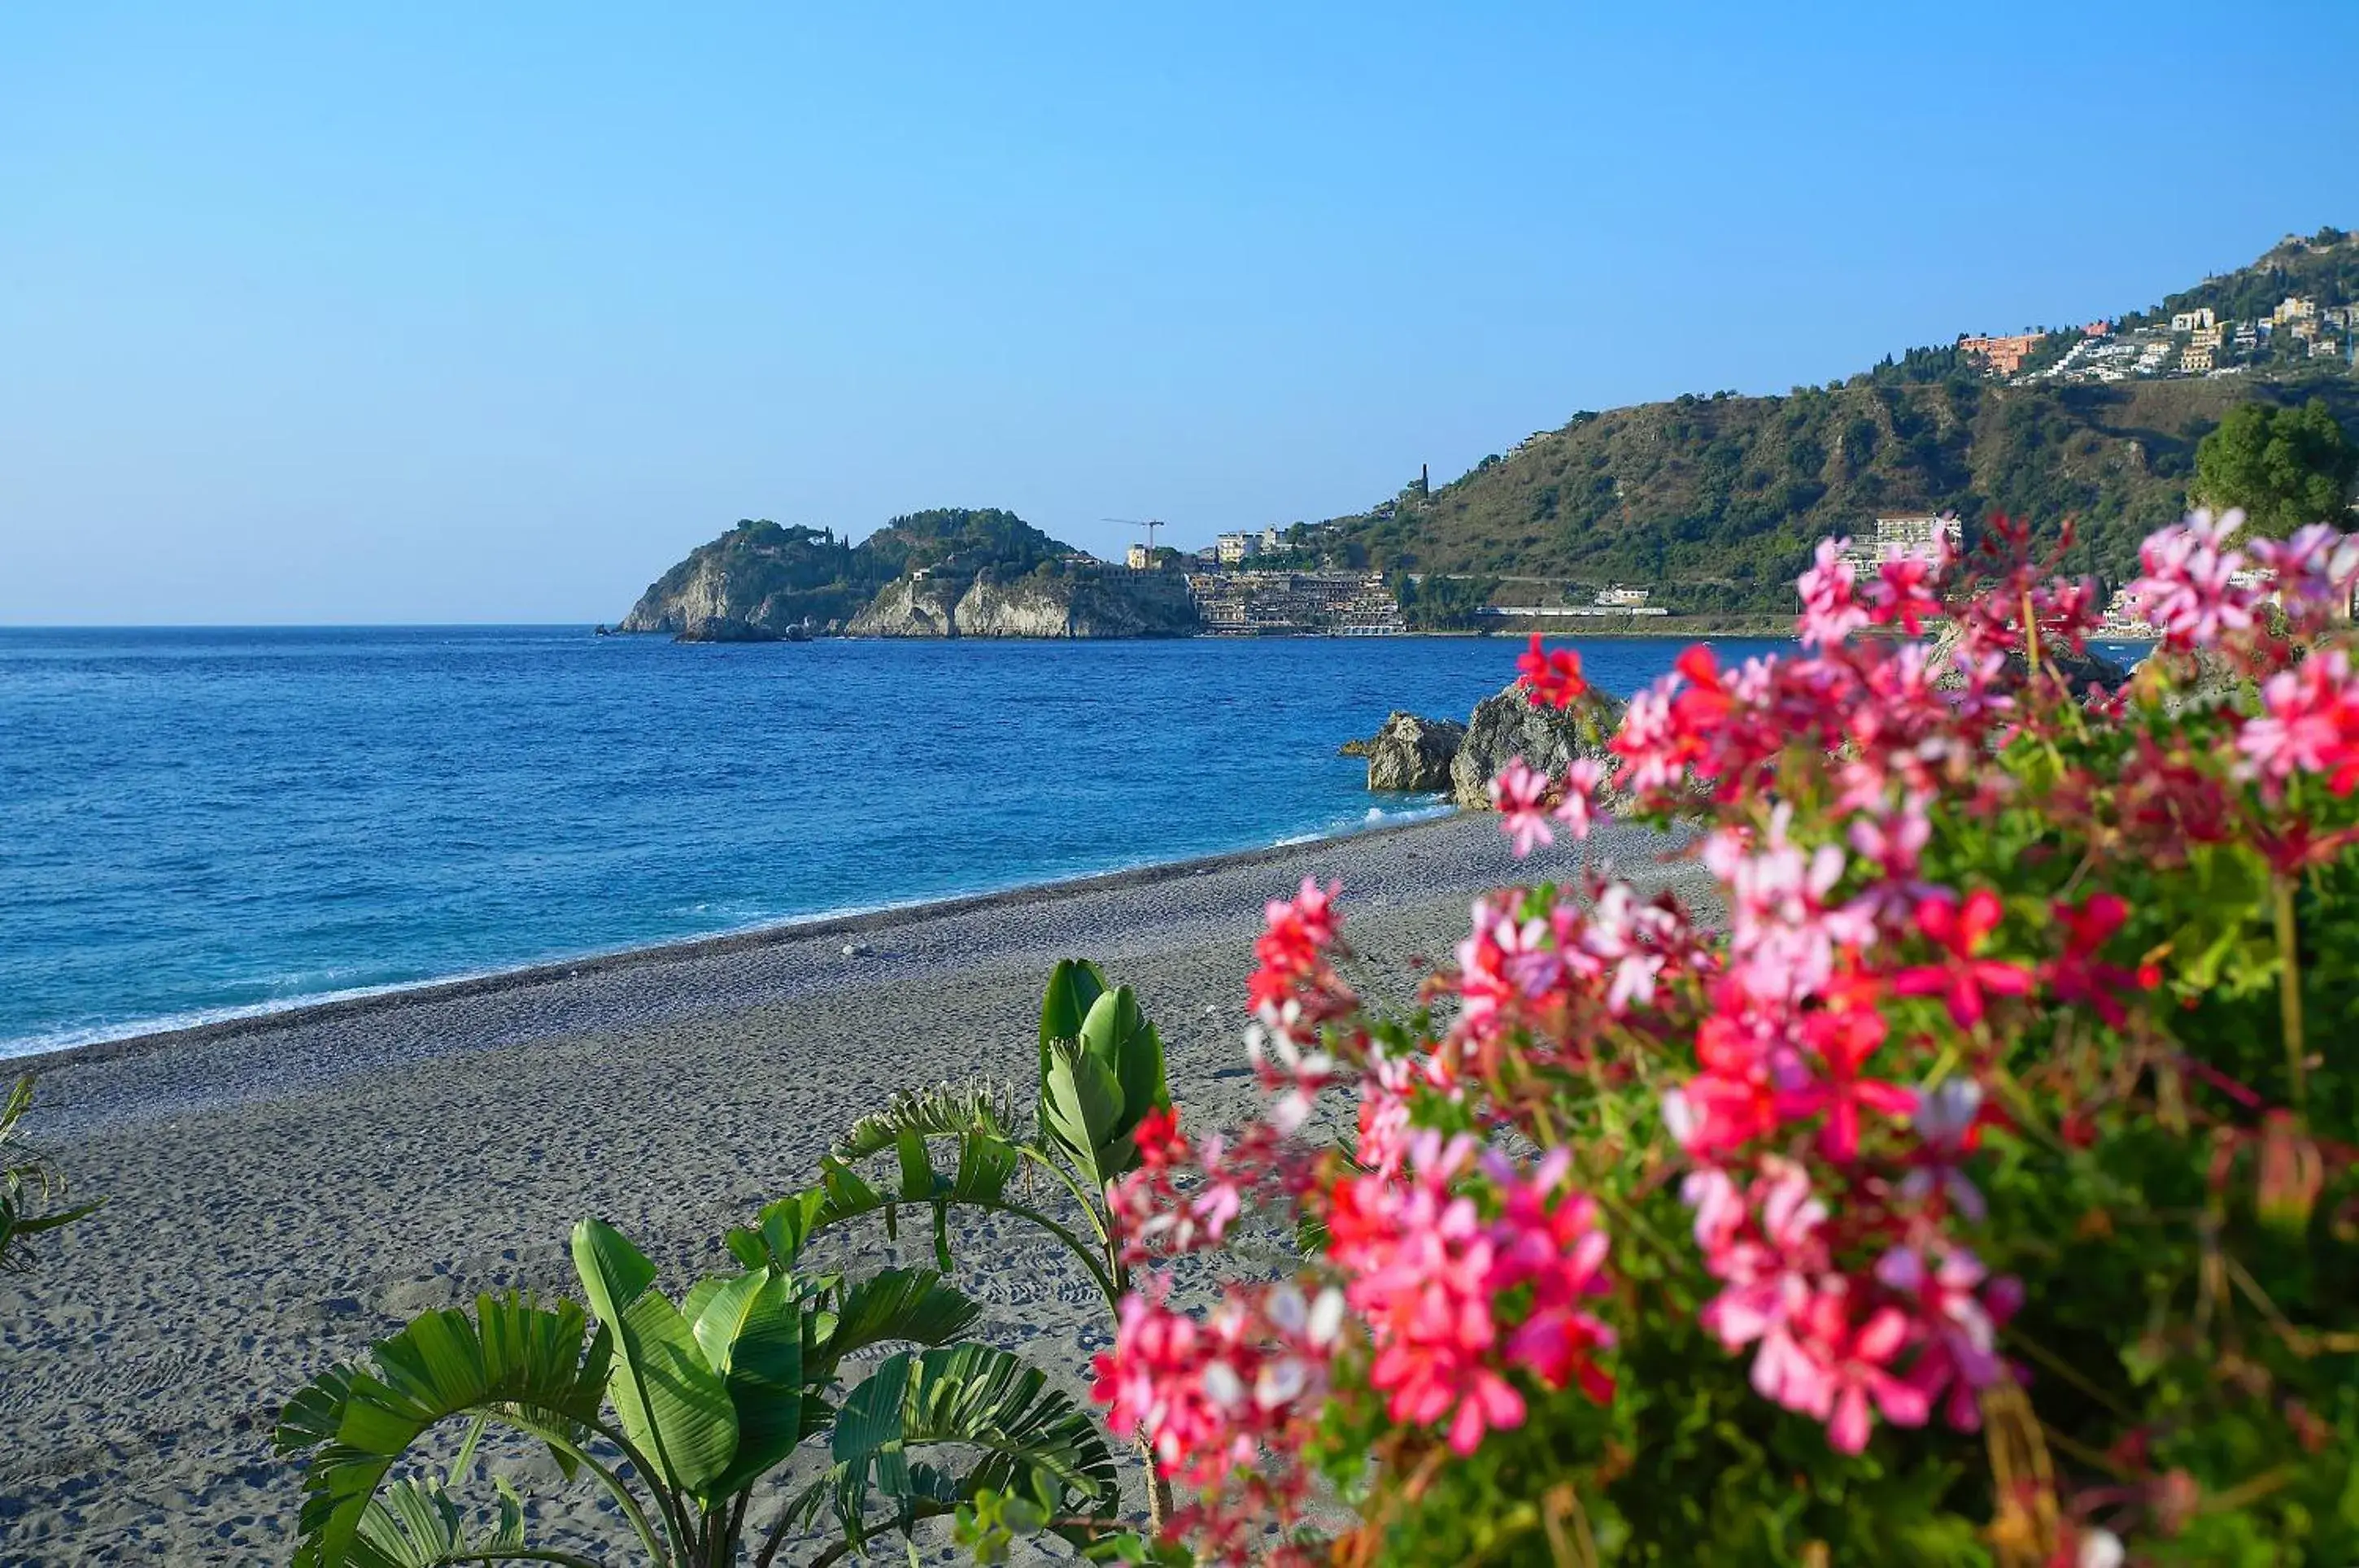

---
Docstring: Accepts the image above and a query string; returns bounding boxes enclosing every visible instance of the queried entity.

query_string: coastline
[0,810,1713,1565]
[0,804,1456,1075]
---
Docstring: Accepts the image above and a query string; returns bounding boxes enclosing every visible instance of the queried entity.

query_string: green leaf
[1037,959,1109,1090]
[813,1268,983,1380]
[569,1218,739,1496]
[896,1128,935,1201]
[831,1082,1020,1161]
[1041,1040,1124,1190]
[826,1344,1120,1548]
[692,1268,810,1498]
[274,1292,608,1568]
[831,1351,913,1547]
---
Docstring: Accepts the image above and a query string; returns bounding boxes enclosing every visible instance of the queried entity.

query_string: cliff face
[846,570,1199,638]
[844,577,964,637]
[617,520,869,636]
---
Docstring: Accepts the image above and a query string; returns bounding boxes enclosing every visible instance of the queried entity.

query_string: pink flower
[1864,549,1944,635]
[2237,647,2359,797]
[1876,1244,2015,1431]
[1551,757,1607,841]
[1325,1133,1615,1457]
[1798,538,1869,647]
[1785,1282,1931,1453]
[2129,508,2257,650]
[1489,757,1555,858]
[1516,634,1589,709]
[2248,524,2359,631]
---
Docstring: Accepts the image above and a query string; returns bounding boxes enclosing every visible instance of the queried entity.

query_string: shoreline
[1,805,1458,1076]
[0,809,1713,1563]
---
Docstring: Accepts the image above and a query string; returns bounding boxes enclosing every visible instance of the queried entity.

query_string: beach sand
[0,812,1708,1565]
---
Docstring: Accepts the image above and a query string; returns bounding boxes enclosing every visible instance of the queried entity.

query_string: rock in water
[1364,712,1466,791]
[1450,682,1629,808]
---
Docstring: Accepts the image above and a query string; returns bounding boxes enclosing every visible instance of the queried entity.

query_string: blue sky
[4,2,2356,624]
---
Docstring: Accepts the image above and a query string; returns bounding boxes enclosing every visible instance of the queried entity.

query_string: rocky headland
[623,510,1197,641]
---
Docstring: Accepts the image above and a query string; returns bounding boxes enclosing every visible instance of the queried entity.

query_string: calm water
[0,629,1788,1055]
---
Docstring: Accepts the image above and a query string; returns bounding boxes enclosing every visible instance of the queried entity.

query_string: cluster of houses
[1969,294,2357,386]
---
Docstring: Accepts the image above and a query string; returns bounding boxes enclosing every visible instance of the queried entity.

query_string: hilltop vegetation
[1318,232,2359,612]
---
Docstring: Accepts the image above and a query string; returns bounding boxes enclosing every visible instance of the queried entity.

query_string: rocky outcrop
[846,577,964,637]
[618,520,869,637]
[674,616,783,643]
[847,569,1199,638]
[1364,712,1465,791]
[1450,682,1629,808]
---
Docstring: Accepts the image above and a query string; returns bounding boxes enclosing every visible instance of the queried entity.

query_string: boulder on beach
[1450,682,1628,808]
[1363,712,1466,791]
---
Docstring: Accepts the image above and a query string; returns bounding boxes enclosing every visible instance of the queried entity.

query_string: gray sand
[0,812,1706,1565]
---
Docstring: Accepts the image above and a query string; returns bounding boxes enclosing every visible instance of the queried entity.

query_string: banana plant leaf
[689,1267,809,1500]
[823,1343,1120,1547]
[273,1292,611,1568]
[569,1219,739,1496]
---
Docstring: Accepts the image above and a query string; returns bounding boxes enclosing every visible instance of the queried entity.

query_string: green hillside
[1318,232,2359,613]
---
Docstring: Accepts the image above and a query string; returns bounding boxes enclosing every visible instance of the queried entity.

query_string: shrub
[1085,513,2359,1565]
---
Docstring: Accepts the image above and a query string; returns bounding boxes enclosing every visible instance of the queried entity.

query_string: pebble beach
[0,812,1711,1565]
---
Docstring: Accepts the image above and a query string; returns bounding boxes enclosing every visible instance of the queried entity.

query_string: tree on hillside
[2193,398,2359,537]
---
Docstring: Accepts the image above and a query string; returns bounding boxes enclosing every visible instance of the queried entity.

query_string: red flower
[1777,978,1917,1164]
[2043,893,2147,1029]
[1516,635,1588,709]
[1891,889,2033,1030]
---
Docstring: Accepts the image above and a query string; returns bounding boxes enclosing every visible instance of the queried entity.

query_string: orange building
[1958,332,2044,374]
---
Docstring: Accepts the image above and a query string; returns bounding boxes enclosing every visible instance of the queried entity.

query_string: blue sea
[0,628,1789,1056]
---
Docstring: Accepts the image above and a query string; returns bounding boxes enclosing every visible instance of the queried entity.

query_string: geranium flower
[2129,507,2257,650]
[1489,757,1555,857]
[1798,538,1869,647]
[1516,634,1588,709]
[1891,888,2033,1030]
[1864,549,1944,634]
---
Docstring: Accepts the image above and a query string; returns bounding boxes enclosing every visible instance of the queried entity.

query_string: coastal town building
[2188,324,2224,350]
[2169,307,2217,333]
[1958,332,2045,375]
[1214,531,1261,565]
[2180,346,2214,372]
[1594,586,1651,608]
[2275,295,2319,325]
[1126,543,1153,570]
[1186,570,1405,635]
[1839,514,1961,574]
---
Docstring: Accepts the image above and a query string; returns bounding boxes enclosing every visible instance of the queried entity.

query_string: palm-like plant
[1,1074,102,1273]
[275,1216,1117,1567]
[730,960,1176,1530]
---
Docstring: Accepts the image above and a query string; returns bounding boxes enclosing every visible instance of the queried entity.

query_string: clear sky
[5,2,2356,625]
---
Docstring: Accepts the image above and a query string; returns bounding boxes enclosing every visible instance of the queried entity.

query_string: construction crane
[1103,518,1167,560]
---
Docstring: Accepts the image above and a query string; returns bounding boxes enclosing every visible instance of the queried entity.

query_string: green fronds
[274,1291,613,1568]
[832,1080,1022,1161]
[0,1074,102,1273]
[822,1344,1120,1551]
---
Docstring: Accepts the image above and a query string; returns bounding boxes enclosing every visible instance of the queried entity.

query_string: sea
[0,627,1788,1056]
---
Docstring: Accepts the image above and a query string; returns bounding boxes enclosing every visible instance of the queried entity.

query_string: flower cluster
[1090,508,2359,1566]
[1323,1134,1615,1456]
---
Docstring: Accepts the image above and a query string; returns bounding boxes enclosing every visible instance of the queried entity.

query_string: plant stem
[2273,875,2309,1115]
